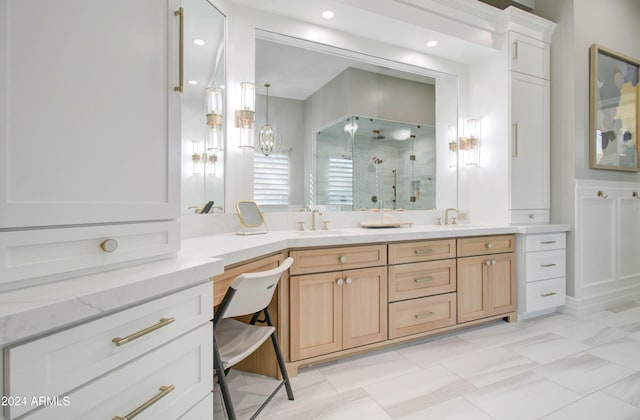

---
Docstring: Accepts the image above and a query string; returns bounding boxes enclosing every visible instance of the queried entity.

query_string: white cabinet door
[618,196,640,281]
[0,0,180,229]
[509,72,550,211]
[509,32,550,80]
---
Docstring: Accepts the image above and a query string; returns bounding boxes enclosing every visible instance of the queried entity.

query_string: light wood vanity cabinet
[388,239,457,339]
[457,236,516,323]
[289,245,387,361]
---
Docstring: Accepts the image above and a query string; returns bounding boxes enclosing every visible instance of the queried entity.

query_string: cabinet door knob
[100,238,118,253]
[339,255,347,263]
[485,260,492,266]
[336,278,344,286]
[485,243,493,249]
[345,277,352,285]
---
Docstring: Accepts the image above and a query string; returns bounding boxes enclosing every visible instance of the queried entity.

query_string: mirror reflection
[315,117,435,211]
[181,0,225,214]
[254,35,458,212]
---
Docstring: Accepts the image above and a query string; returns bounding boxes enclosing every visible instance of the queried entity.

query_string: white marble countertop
[182,223,571,269]
[0,222,570,347]
[0,253,224,346]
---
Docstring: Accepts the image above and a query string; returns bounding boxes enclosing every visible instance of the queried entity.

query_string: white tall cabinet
[508,32,551,224]
[0,0,181,288]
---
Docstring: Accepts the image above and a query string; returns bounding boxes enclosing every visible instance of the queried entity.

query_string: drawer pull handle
[415,311,435,319]
[414,248,434,255]
[345,277,352,285]
[485,243,493,249]
[112,317,175,347]
[540,292,557,297]
[113,385,175,420]
[100,238,119,253]
[540,263,557,268]
[539,240,557,245]
[339,255,347,263]
[414,277,434,283]
[336,278,344,286]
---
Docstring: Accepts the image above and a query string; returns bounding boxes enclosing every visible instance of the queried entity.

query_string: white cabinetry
[4,282,213,420]
[508,31,551,225]
[0,0,181,287]
[516,231,567,318]
[574,181,640,312]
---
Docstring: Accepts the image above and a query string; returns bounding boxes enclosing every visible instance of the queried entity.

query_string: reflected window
[254,152,289,205]
[327,157,353,206]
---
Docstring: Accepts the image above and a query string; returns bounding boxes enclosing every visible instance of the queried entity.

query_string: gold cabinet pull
[540,292,557,297]
[112,317,175,347]
[113,385,175,420]
[513,40,518,60]
[414,248,434,255]
[414,276,434,283]
[174,7,184,92]
[415,311,435,319]
[540,263,557,268]
[539,240,557,245]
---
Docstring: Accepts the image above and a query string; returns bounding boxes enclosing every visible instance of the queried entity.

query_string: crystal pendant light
[258,83,274,156]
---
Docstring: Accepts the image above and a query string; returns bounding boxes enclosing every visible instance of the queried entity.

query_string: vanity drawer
[388,259,456,302]
[388,239,456,264]
[509,209,550,225]
[0,220,179,290]
[290,244,386,275]
[525,277,566,313]
[21,324,213,420]
[5,282,212,418]
[525,249,565,282]
[389,293,456,339]
[457,235,515,257]
[525,233,566,252]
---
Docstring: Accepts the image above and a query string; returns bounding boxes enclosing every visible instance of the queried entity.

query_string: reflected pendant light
[258,83,274,156]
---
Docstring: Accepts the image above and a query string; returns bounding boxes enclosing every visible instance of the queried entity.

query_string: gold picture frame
[589,44,640,172]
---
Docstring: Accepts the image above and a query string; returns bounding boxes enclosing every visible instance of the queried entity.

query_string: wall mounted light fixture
[206,87,224,151]
[235,82,255,149]
[459,118,480,166]
[448,124,458,168]
[192,141,203,175]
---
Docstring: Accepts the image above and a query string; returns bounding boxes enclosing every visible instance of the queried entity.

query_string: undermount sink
[294,229,344,235]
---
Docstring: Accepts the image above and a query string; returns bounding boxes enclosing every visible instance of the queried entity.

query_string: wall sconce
[448,124,458,168]
[206,87,223,151]
[460,118,480,166]
[191,141,203,175]
[235,82,255,149]
[205,151,218,176]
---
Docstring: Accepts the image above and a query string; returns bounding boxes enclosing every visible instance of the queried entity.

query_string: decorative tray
[359,221,413,229]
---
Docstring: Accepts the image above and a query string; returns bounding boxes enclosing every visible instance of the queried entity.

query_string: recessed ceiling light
[426,40,438,47]
[193,39,205,46]
[322,10,334,19]
[188,80,198,85]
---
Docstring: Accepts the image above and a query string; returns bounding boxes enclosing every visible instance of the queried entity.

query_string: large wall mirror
[254,33,458,212]
[181,0,225,214]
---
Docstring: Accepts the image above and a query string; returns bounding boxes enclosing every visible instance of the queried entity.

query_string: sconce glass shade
[205,87,223,128]
[258,83,274,156]
[236,82,255,149]
[460,118,480,166]
[192,141,203,175]
[448,124,458,168]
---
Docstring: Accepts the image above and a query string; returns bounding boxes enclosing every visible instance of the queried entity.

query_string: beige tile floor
[214,303,640,419]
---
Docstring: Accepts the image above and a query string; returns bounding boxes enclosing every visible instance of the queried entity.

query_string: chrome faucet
[444,208,458,225]
[311,209,322,230]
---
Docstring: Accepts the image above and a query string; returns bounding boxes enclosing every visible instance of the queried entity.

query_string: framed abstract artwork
[589,44,640,172]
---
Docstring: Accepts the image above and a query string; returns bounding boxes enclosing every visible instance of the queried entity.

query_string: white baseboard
[562,285,640,317]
